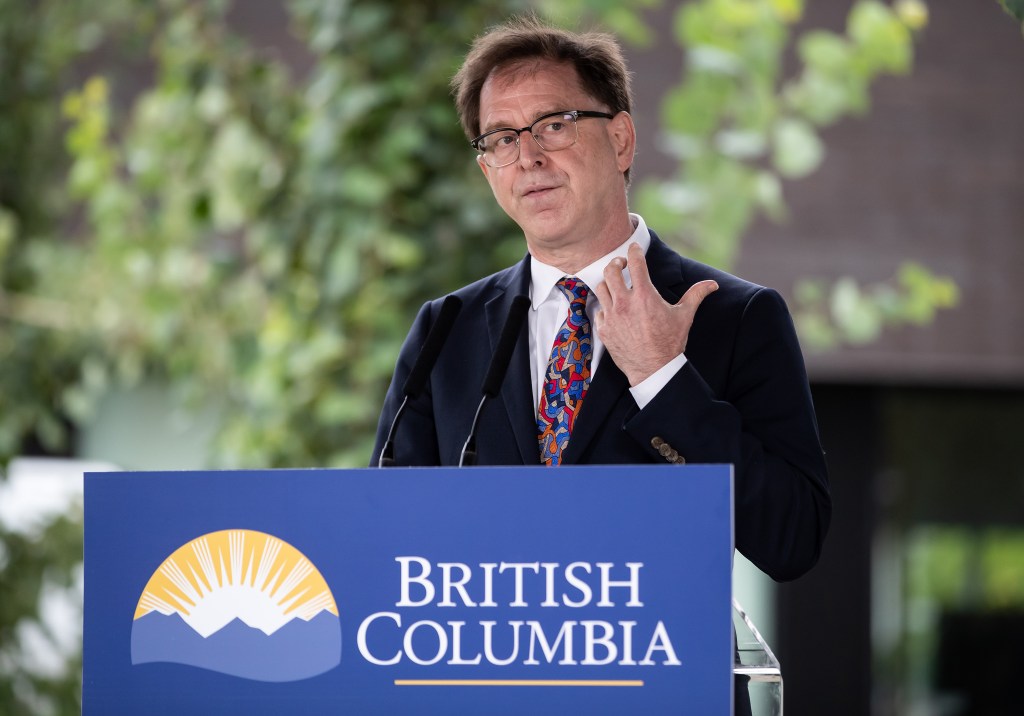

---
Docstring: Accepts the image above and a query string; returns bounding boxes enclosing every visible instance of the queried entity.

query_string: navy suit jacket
[372,231,831,582]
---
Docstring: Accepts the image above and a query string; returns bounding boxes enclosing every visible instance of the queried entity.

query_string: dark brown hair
[452,16,634,143]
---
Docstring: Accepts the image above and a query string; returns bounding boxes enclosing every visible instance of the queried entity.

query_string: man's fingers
[677,280,719,312]
[591,279,613,311]
[600,256,629,305]
[625,242,651,289]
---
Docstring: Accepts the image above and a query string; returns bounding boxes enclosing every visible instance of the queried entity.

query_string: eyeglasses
[471,110,615,168]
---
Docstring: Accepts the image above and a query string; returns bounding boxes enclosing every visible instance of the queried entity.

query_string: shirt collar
[529,213,650,308]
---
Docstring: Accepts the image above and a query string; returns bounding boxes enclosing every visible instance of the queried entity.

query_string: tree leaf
[772,117,824,178]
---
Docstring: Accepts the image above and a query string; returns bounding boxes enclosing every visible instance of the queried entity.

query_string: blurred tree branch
[999,0,1024,29]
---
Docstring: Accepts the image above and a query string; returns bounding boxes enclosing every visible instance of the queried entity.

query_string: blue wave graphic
[131,611,341,682]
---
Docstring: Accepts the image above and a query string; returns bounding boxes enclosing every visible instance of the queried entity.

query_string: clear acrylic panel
[733,598,783,716]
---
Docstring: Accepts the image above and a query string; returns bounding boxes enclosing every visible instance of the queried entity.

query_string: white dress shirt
[528,213,688,412]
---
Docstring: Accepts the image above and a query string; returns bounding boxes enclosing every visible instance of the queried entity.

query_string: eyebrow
[480,108,566,135]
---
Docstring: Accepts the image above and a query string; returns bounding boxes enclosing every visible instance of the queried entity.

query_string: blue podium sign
[84,465,733,715]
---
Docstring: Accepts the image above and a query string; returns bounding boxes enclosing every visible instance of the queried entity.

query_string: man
[372,17,830,708]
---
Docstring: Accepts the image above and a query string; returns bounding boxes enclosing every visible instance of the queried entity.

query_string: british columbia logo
[130,529,340,681]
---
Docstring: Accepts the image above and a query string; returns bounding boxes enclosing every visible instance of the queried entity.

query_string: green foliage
[999,0,1024,37]
[0,511,84,714]
[0,0,149,460]
[536,0,662,45]
[634,0,956,343]
[29,0,538,470]
[793,263,959,349]
[901,525,1024,694]
[999,0,1024,23]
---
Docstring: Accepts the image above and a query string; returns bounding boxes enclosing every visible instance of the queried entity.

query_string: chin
[524,226,573,248]
[519,214,573,242]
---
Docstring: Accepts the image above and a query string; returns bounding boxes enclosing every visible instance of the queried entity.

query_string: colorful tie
[537,278,593,466]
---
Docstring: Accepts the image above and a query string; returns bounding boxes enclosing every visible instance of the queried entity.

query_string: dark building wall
[776,384,877,715]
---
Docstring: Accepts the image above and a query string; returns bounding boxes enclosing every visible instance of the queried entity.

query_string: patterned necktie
[537,277,593,466]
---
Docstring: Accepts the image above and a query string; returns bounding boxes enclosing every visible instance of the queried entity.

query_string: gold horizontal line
[394,679,644,687]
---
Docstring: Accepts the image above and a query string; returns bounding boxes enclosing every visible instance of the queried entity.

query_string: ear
[607,111,636,175]
[476,153,492,181]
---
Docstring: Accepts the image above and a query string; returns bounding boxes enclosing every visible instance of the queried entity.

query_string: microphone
[459,295,531,467]
[377,295,463,467]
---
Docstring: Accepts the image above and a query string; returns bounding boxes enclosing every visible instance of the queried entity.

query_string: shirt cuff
[628,353,688,409]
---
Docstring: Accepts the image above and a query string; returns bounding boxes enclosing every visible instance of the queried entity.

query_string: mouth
[522,185,557,199]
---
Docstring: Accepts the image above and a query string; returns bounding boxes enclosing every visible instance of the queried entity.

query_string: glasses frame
[470,110,615,168]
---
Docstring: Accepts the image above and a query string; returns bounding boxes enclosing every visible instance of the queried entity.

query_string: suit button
[651,436,685,464]
[651,436,684,465]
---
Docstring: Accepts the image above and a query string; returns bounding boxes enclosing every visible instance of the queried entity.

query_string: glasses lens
[480,131,519,167]
[532,113,578,151]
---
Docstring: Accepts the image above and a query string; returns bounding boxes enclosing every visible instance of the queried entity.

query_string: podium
[82,465,774,714]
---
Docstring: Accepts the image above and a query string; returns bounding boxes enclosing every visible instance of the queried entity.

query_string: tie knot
[557,277,589,304]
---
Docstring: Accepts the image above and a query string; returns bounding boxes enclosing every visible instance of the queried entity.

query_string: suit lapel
[562,232,687,464]
[485,255,539,465]
[644,233,686,305]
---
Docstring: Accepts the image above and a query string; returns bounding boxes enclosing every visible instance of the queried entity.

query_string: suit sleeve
[623,287,831,582]
[370,301,442,467]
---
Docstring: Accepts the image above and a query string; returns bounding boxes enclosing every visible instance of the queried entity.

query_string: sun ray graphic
[134,530,338,638]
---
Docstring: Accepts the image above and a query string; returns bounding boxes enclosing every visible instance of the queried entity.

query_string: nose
[517,131,546,167]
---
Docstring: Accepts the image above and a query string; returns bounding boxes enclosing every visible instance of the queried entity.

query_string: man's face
[476,61,634,266]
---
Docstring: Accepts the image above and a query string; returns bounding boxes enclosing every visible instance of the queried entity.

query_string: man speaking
[372,17,831,705]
